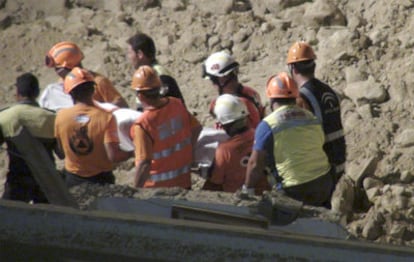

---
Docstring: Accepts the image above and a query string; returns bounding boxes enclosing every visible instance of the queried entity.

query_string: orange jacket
[210,128,270,194]
[134,98,193,188]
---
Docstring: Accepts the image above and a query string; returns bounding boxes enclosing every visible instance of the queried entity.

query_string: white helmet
[214,94,248,125]
[203,50,239,78]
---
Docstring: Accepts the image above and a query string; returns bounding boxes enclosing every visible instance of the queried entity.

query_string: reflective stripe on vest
[158,117,184,140]
[325,129,344,142]
[153,137,191,160]
[150,164,191,182]
[300,88,323,122]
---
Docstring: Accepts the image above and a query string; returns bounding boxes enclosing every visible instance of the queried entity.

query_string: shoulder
[153,63,171,76]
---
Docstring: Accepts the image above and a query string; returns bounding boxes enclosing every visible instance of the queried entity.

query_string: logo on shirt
[322,92,340,113]
[69,115,93,155]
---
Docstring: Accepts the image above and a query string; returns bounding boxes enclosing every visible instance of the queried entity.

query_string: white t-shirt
[38,82,73,111]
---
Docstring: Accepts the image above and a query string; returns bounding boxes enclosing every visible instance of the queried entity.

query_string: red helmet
[45,41,84,68]
[64,67,95,94]
[266,72,298,99]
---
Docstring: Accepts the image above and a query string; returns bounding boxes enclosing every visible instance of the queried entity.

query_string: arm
[244,121,273,189]
[95,75,129,108]
[54,138,65,159]
[112,96,129,109]
[189,113,202,147]
[134,159,152,187]
[132,124,153,188]
[105,142,133,163]
[245,149,267,188]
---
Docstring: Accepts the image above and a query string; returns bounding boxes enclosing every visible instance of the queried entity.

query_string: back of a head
[127,33,156,61]
[45,41,84,69]
[203,50,239,79]
[16,72,39,99]
[214,94,248,125]
[64,67,95,99]
[266,72,298,104]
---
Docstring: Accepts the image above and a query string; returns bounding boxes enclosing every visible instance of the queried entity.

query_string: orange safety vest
[135,98,193,188]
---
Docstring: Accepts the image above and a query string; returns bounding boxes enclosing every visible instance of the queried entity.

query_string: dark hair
[138,87,161,99]
[69,82,95,101]
[16,73,40,98]
[292,60,316,76]
[270,97,296,106]
[127,33,156,61]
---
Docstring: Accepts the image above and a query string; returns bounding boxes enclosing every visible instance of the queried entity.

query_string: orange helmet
[45,41,84,68]
[130,65,161,91]
[64,67,95,94]
[286,41,316,64]
[266,72,298,99]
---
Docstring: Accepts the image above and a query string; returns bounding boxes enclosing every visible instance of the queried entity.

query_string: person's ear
[137,50,144,59]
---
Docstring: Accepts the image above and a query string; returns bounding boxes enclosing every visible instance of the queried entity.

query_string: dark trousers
[282,170,334,207]
[63,170,115,188]
[2,173,48,204]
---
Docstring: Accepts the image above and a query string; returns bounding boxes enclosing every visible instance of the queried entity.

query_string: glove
[240,184,255,199]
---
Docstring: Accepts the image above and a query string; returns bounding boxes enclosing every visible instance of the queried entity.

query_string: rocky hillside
[1,0,414,246]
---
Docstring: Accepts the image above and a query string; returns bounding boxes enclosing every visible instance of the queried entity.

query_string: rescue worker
[126,33,185,108]
[202,94,270,194]
[55,67,131,188]
[40,41,128,111]
[0,73,56,203]
[130,66,202,188]
[287,41,346,184]
[203,50,265,129]
[244,72,333,207]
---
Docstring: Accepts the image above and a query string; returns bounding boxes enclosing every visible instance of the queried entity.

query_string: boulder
[395,129,414,148]
[344,77,388,106]
[303,0,347,27]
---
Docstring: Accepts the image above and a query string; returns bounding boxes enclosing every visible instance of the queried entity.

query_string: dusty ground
[1,0,414,246]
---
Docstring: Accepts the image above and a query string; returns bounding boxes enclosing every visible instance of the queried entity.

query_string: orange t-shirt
[92,72,124,105]
[55,103,119,177]
[210,128,270,194]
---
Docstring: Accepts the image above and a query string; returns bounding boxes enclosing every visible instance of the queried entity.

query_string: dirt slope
[1,0,414,246]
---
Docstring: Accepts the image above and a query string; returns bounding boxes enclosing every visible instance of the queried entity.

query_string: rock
[190,0,233,15]
[395,129,414,148]
[389,224,406,239]
[0,13,11,30]
[250,0,306,17]
[162,0,186,11]
[344,66,367,84]
[303,0,347,27]
[365,187,380,203]
[400,171,413,183]
[347,157,379,187]
[363,177,384,191]
[344,77,388,106]
[331,176,354,219]
[6,0,66,17]
[361,208,384,240]
[357,104,372,119]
